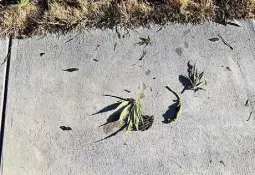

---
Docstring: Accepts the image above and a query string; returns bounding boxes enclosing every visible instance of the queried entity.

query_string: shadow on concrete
[92,102,120,116]
[162,86,180,123]
[162,103,179,123]
[179,75,192,93]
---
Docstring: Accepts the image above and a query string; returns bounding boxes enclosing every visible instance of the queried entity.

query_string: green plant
[185,61,207,92]
[107,87,150,134]
[137,36,151,47]
[165,86,183,123]
[17,0,29,7]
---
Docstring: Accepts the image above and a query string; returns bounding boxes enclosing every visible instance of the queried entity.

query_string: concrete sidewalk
[1,21,255,175]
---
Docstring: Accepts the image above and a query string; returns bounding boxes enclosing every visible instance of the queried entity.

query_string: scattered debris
[93,59,99,62]
[65,33,80,43]
[219,160,226,167]
[246,112,253,121]
[136,36,151,47]
[139,50,146,61]
[115,27,121,39]
[40,53,45,56]
[124,89,131,93]
[245,99,250,107]
[209,38,219,42]
[226,67,231,71]
[227,19,242,27]
[60,126,72,131]
[113,42,117,51]
[63,68,79,72]
[156,27,163,32]
[218,34,233,50]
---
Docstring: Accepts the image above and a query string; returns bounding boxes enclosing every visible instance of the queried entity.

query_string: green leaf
[112,100,129,114]
[126,119,133,134]
[63,68,79,72]
[119,104,131,121]
[18,0,29,7]
[198,71,204,81]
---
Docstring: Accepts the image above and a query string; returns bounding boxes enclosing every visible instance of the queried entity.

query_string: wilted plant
[17,0,30,7]
[137,36,151,47]
[185,61,207,92]
[106,87,153,134]
[164,86,183,123]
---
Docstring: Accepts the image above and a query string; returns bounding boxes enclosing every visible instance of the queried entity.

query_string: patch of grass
[1,2,38,35]
[17,0,30,7]
[0,0,253,36]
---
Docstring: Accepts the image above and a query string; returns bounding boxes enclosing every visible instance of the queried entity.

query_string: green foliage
[17,0,29,7]
[137,36,151,47]
[186,61,207,92]
[109,87,149,134]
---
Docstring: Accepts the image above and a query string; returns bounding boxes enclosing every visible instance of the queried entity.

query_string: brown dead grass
[0,3,38,35]
[0,0,254,36]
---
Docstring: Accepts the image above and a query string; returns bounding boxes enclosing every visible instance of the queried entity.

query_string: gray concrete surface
[1,21,255,175]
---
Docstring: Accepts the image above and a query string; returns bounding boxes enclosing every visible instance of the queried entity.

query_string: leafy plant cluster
[95,61,206,141]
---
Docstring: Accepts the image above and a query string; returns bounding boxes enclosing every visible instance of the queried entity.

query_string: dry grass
[0,2,38,35]
[0,0,254,36]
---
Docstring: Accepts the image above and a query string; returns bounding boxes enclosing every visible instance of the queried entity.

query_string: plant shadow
[93,95,128,143]
[92,102,120,116]
[162,103,179,123]
[179,75,192,93]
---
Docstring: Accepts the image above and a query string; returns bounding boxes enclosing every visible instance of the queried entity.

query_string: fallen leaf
[60,126,72,131]
[209,38,219,42]
[63,68,79,72]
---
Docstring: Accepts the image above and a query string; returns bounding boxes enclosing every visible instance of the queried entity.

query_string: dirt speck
[175,47,183,56]
[145,70,151,75]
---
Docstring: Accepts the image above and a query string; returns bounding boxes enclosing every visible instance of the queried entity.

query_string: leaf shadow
[179,75,192,93]
[92,102,120,115]
[162,103,179,123]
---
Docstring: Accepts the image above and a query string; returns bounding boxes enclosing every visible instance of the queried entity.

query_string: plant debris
[209,38,219,42]
[245,99,250,106]
[113,43,117,51]
[124,89,131,93]
[218,34,233,50]
[105,87,152,134]
[93,59,99,62]
[60,126,72,131]
[219,160,226,167]
[63,68,79,72]
[136,36,151,47]
[185,61,207,92]
[164,86,183,123]
[246,111,253,121]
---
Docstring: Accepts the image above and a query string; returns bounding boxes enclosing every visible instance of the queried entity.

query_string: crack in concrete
[0,35,13,170]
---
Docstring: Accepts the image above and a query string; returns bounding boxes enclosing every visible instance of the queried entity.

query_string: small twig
[246,112,253,121]
[218,34,233,50]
